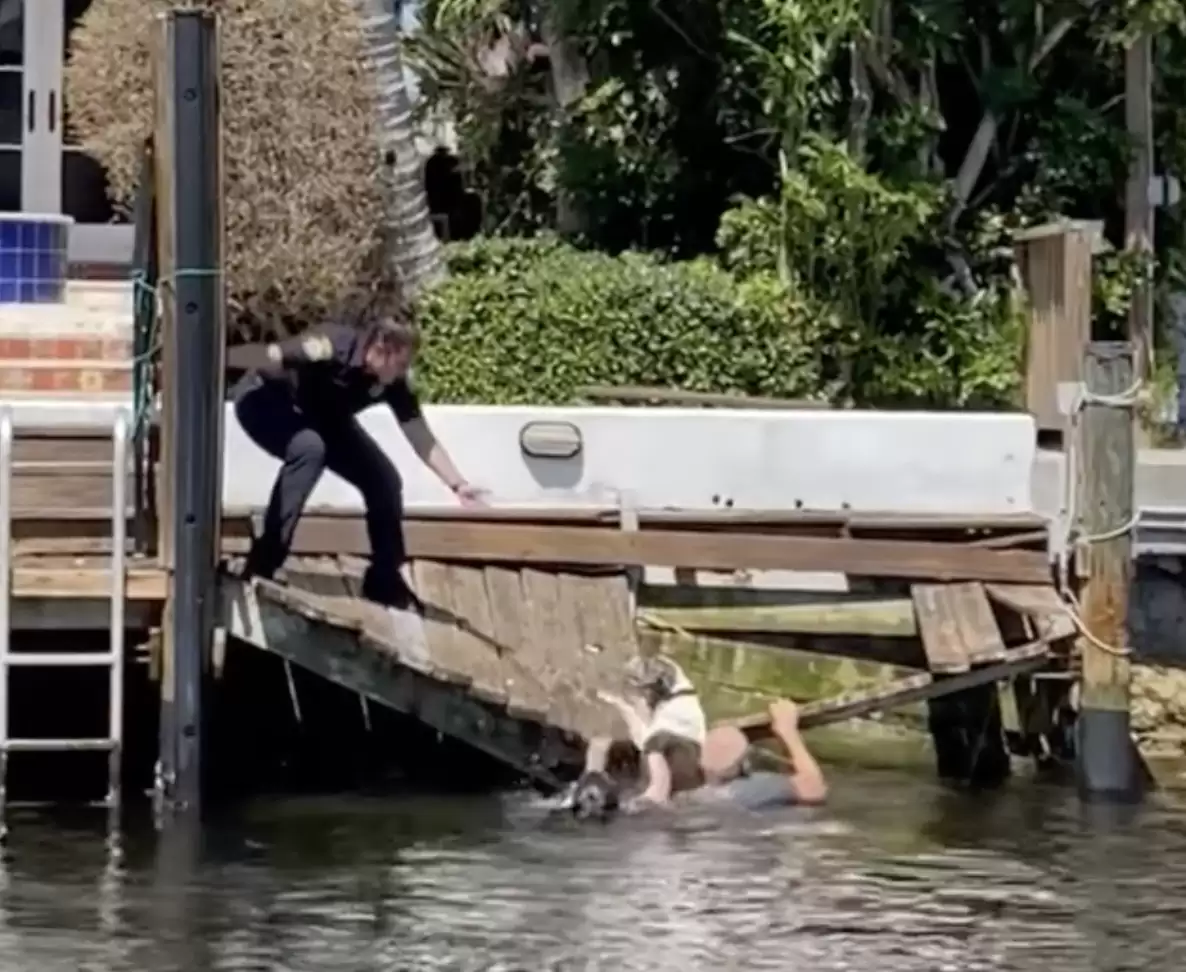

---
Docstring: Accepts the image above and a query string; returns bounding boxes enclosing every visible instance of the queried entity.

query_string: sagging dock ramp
[220,557,638,790]
[214,516,1085,795]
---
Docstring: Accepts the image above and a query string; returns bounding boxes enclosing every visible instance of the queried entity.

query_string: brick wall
[0,282,134,396]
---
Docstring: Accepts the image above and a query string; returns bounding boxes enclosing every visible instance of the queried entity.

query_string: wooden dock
[221,559,639,788]
[1,423,1087,796]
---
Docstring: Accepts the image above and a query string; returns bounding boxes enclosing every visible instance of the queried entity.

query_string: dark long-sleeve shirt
[229,321,422,425]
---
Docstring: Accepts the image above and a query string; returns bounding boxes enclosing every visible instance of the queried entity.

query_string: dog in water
[561,770,622,822]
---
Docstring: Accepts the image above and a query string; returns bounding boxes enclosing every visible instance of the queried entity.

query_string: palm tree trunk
[354,0,445,300]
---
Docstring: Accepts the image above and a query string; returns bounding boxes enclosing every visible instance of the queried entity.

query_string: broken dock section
[212,511,1076,791]
[221,558,640,790]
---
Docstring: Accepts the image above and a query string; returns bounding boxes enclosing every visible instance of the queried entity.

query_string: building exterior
[4,1,132,269]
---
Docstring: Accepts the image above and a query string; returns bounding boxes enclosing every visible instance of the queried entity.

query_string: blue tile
[0,248,18,283]
[35,250,55,281]
[0,219,69,302]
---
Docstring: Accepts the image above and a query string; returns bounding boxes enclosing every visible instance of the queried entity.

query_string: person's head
[363,315,420,384]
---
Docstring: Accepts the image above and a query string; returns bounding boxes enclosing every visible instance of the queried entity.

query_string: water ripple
[0,768,1184,970]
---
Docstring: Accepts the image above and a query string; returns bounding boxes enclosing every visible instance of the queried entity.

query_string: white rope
[1054,377,1146,658]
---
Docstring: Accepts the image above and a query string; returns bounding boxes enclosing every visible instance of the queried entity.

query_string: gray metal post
[0,408,11,818]
[158,8,225,816]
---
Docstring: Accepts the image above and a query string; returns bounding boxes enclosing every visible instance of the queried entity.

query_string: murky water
[1,765,1185,971]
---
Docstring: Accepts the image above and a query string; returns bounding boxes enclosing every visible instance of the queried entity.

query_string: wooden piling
[153,8,226,816]
[1075,341,1140,801]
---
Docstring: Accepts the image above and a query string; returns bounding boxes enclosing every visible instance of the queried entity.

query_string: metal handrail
[108,409,129,806]
[0,405,130,811]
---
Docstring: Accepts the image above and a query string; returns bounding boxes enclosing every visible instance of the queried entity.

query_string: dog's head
[567,770,621,822]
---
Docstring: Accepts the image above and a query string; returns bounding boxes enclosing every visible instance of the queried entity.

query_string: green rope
[130,266,226,435]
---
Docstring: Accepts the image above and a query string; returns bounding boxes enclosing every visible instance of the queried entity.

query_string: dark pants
[235,379,409,607]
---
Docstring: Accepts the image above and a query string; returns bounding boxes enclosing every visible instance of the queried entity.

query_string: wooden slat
[444,563,515,709]
[912,584,971,674]
[12,564,167,600]
[483,566,551,720]
[412,560,507,707]
[548,574,604,731]
[719,639,1053,739]
[641,600,917,638]
[984,583,1077,641]
[12,430,117,464]
[968,529,1050,550]
[10,471,134,512]
[510,569,619,736]
[519,568,567,706]
[569,572,639,737]
[946,583,1008,665]
[333,523,1045,582]
[341,562,434,673]
[7,507,1049,557]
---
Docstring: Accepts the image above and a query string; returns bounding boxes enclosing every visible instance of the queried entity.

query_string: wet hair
[568,770,621,822]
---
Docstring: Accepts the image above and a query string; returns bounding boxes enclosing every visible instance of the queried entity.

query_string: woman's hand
[452,481,489,507]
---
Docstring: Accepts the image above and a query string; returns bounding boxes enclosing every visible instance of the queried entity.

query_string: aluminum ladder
[0,406,130,812]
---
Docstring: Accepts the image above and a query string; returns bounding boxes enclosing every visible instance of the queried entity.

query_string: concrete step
[0,284,136,395]
[0,360,131,394]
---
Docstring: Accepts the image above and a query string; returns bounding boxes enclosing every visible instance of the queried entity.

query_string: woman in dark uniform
[227,312,484,610]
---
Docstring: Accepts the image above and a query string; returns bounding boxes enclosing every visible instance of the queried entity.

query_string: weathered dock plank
[11,558,166,600]
[984,583,1077,642]
[218,560,637,783]
[10,505,1050,560]
[412,560,509,707]
[220,575,574,790]
[719,638,1054,739]
[912,582,1008,671]
[947,583,1008,665]
[912,584,973,674]
[639,599,918,638]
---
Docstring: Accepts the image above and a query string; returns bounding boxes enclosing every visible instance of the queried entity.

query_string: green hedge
[416,236,844,405]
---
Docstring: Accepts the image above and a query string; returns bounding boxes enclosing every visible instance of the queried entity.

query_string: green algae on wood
[641,599,917,637]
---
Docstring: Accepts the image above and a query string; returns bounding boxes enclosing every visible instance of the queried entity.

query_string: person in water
[568,657,827,819]
[226,311,485,613]
[586,654,709,812]
[697,697,828,810]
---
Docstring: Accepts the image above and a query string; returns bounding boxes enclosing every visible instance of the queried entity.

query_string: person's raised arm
[768,699,827,805]
[226,323,342,374]
[392,383,486,507]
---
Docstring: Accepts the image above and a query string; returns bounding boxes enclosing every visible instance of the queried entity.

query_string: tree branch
[947,11,1086,227]
[859,0,913,104]
[847,41,873,160]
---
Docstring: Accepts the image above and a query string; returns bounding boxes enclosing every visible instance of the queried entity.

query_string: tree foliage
[417,236,848,405]
[410,0,1186,407]
[66,0,394,337]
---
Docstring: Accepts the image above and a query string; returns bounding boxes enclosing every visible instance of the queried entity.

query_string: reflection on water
[0,766,1185,971]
